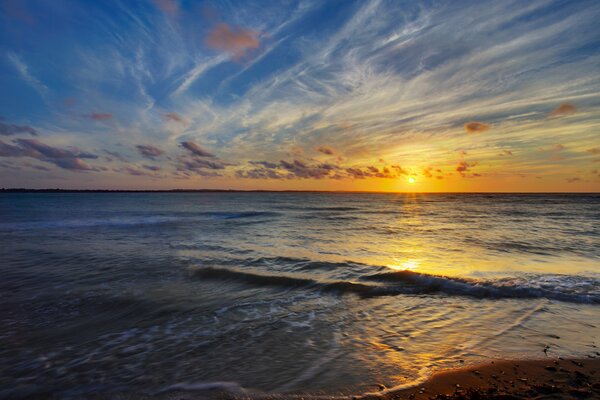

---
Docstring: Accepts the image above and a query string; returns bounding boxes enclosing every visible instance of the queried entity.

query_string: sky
[0,0,599,192]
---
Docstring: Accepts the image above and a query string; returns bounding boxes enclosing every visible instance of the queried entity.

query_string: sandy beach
[371,358,600,400]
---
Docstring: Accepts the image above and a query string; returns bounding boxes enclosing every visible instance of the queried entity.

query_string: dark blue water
[1,193,599,398]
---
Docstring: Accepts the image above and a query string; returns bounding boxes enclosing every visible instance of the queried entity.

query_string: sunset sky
[1,0,599,191]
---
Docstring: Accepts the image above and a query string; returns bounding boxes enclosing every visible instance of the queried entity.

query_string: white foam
[156,381,248,395]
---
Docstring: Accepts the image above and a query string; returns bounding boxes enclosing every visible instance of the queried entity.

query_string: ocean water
[0,192,599,398]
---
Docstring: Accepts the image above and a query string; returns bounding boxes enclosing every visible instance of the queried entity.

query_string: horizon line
[1,188,599,194]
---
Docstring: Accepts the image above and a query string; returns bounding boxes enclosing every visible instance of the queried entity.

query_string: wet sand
[367,358,600,400]
[65,358,600,400]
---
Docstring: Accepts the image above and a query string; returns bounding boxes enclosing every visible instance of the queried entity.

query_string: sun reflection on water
[388,259,421,271]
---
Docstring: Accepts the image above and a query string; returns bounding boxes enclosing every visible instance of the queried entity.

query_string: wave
[156,381,248,396]
[0,216,183,230]
[191,266,382,296]
[363,270,600,304]
[199,211,280,219]
[274,206,361,212]
[0,211,279,230]
[191,266,600,304]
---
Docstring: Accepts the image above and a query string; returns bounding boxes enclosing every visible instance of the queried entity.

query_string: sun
[408,177,416,184]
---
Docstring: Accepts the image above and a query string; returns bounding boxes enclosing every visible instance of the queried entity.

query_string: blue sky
[1,0,599,191]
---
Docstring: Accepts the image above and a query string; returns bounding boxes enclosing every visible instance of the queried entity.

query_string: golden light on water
[388,260,420,271]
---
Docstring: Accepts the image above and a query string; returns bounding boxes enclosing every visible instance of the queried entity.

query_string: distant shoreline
[1,188,599,194]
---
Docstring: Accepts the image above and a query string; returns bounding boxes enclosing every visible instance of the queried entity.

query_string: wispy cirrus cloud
[6,53,48,98]
[1,0,599,190]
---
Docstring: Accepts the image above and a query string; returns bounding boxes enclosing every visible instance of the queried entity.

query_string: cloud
[3,0,600,188]
[0,139,98,171]
[238,159,338,180]
[163,112,185,124]
[499,149,513,156]
[0,140,29,157]
[52,158,96,171]
[464,122,490,134]
[180,141,215,157]
[23,162,50,171]
[205,23,260,60]
[456,161,480,177]
[566,176,581,183]
[151,0,178,16]
[0,121,38,136]
[347,166,396,179]
[549,103,576,117]
[6,52,48,98]
[250,160,279,169]
[172,54,229,97]
[236,159,403,180]
[236,168,287,180]
[118,165,162,177]
[456,161,471,173]
[287,146,305,158]
[316,145,335,155]
[279,159,338,179]
[89,112,113,121]
[176,140,225,176]
[122,167,148,176]
[539,144,565,153]
[16,139,97,160]
[586,148,600,155]
[176,157,226,175]
[103,150,129,162]
[143,164,161,171]
[136,144,164,158]
[391,165,409,175]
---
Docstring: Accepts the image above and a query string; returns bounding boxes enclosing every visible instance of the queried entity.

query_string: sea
[0,192,599,398]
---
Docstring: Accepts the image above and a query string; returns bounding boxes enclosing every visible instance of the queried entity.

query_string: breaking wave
[191,266,600,304]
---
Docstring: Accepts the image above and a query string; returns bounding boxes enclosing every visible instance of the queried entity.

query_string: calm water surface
[0,193,599,398]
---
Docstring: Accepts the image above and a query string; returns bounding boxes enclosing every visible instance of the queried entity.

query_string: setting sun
[408,177,416,184]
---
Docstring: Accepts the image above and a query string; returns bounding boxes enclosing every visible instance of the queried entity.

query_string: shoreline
[62,357,600,400]
[362,357,600,400]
